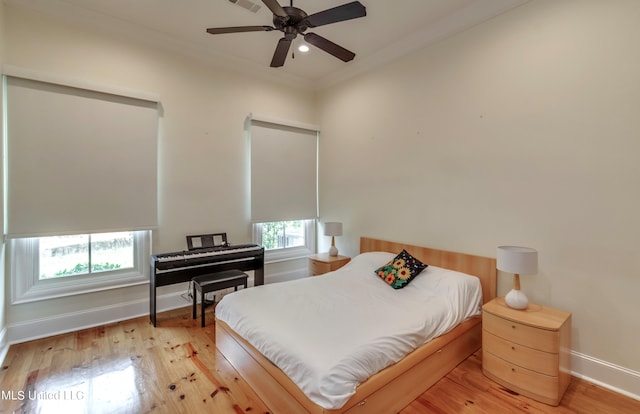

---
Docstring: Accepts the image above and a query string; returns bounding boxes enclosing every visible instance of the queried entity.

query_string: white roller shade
[4,75,159,237]
[250,120,318,222]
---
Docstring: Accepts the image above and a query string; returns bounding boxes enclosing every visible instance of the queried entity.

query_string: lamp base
[505,289,528,310]
[329,245,338,257]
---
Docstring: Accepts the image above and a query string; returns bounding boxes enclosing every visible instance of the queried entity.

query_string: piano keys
[150,243,264,326]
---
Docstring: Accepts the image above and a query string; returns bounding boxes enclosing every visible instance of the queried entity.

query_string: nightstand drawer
[483,311,560,353]
[483,331,559,376]
[310,260,329,275]
[483,351,561,405]
[309,254,350,276]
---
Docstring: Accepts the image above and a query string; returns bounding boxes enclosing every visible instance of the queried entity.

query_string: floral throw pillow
[375,249,428,289]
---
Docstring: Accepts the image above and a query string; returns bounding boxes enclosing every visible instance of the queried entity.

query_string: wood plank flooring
[1,306,638,414]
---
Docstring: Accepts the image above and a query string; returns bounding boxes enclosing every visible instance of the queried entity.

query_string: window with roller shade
[3,70,158,302]
[248,117,318,260]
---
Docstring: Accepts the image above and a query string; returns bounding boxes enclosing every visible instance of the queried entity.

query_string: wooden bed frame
[215,237,497,413]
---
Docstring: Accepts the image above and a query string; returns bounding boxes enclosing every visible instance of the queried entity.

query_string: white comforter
[215,251,483,409]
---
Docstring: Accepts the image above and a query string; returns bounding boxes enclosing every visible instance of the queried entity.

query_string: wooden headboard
[360,237,497,304]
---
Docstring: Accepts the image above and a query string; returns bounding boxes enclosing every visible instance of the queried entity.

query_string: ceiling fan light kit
[208,0,367,67]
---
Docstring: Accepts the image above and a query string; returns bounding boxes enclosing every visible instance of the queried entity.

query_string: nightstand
[482,297,572,406]
[308,253,350,276]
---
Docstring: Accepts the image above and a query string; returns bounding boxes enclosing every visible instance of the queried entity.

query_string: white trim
[2,64,160,103]
[252,219,316,263]
[247,113,320,132]
[6,290,187,345]
[571,351,640,401]
[0,327,9,366]
[265,247,315,263]
[264,254,313,265]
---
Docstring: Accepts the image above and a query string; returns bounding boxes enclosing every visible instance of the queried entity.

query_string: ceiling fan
[206,0,367,67]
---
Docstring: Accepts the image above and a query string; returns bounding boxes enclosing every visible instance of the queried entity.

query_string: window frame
[10,230,151,304]
[252,219,316,262]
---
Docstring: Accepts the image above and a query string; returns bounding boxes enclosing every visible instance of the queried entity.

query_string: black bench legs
[192,270,248,327]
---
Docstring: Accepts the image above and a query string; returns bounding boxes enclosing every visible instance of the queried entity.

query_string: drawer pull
[511,346,515,350]
[511,368,516,372]
[357,399,367,406]
[512,325,516,329]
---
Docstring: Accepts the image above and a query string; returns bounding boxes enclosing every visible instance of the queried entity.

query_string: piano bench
[192,270,248,327]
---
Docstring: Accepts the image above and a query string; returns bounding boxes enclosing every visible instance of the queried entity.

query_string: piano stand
[150,243,264,327]
[192,270,248,327]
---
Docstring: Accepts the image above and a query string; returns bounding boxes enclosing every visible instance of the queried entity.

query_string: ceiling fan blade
[207,26,274,34]
[305,1,366,28]
[261,0,288,18]
[270,37,292,67]
[304,32,355,62]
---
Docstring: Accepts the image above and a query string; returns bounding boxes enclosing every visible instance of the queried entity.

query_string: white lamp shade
[324,222,343,237]
[497,246,538,275]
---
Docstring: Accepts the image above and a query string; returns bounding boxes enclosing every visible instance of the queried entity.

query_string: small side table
[482,297,572,406]
[309,253,350,276]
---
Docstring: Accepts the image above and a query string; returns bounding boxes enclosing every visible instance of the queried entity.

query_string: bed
[215,237,497,413]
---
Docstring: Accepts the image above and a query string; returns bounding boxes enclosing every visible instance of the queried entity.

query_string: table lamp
[324,222,343,257]
[497,246,538,310]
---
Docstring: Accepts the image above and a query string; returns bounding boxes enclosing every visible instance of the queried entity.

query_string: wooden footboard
[216,317,482,414]
[216,319,325,414]
[215,237,496,413]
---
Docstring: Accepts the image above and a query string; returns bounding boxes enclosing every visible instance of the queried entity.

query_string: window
[39,232,134,279]
[10,230,151,304]
[247,115,319,262]
[260,221,305,249]
[3,70,158,304]
[253,219,315,261]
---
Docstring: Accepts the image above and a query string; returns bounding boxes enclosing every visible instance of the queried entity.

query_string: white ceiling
[7,0,529,90]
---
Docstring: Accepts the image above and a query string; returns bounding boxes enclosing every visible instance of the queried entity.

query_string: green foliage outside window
[261,221,303,250]
[39,232,133,279]
[54,262,122,276]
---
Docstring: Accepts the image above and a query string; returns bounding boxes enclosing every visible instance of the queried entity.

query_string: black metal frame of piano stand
[149,244,264,327]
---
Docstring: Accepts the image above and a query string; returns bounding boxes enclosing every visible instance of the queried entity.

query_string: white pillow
[341,251,396,272]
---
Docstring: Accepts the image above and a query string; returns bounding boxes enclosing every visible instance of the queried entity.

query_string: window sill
[264,246,314,264]
[265,254,313,265]
[12,274,149,305]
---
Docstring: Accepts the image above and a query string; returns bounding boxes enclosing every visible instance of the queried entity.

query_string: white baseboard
[0,327,9,366]
[571,351,640,401]
[6,291,189,345]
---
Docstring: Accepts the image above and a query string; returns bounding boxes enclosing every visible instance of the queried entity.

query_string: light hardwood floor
[1,307,638,414]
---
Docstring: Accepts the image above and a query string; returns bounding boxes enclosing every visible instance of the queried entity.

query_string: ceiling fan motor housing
[274,6,309,35]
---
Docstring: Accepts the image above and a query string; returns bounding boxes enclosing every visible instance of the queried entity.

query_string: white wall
[2,5,316,337]
[318,0,640,397]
